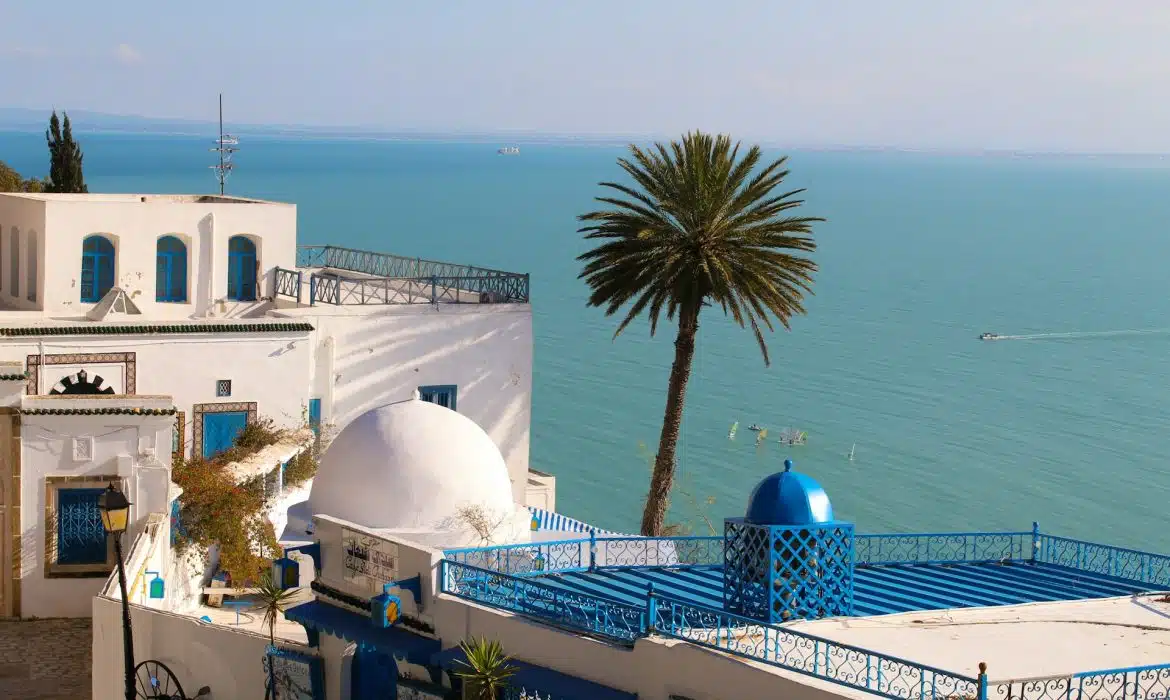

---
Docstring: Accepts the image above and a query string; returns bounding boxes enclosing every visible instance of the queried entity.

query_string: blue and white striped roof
[526,506,623,536]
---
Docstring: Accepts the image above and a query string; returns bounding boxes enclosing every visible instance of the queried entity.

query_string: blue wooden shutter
[57,488,108,565]
[308,398,322,435]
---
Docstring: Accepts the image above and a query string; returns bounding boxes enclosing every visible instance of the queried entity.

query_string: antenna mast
[210,93,238,195]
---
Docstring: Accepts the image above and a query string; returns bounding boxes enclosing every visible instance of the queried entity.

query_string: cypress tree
[45,111,88,193]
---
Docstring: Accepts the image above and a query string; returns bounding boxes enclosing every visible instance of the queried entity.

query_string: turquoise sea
[4,132,1170,548]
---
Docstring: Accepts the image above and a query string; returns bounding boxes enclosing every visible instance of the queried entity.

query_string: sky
[2,1,1169,152]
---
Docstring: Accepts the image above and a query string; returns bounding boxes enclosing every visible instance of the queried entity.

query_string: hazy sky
[2,1,1168,152]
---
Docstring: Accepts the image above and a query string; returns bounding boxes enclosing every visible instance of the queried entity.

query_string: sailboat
[848,444,856,461]
[728,422,739,439]
[755,429,768,447]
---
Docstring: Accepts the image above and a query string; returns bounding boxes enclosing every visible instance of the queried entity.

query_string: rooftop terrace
[441,528,1170,700]
[276,245,530,306]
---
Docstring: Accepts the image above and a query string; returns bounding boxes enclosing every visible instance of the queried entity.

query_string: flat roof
[0,192,284,205]
[790,594,1170,680]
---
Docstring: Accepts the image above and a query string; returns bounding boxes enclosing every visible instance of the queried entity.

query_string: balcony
[275,245,530,306]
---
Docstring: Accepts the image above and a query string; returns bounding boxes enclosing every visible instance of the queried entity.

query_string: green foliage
[251,572,299,644]
[281,448,318,489]
[172,416,287,585]
[579,132,821,536]
[45,111,88,193]
[454,637,515,700]
[0,161,46,193]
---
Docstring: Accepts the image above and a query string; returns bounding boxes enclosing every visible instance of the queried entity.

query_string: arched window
[227,235,257,301]
[81,235,115,303]
[156,236,188,302]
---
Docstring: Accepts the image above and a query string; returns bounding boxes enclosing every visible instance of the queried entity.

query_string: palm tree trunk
[641,306,701,536]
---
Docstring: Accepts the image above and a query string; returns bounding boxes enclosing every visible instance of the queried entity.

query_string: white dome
[308,393,515,530]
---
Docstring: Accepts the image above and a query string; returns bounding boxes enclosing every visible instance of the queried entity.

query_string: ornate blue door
[352,647,397,699]
[202,411,248,458]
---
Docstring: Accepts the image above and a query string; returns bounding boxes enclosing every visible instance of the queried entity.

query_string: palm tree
[454,637,515,700]
[578,131,821,536]
[254,572,300,700]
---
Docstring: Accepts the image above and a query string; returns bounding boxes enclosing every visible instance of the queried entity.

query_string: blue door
[351,647,397,699]
[227,236,257,301]
[202,411,249,458]
[81,235,115,303]
[307,398,322,435]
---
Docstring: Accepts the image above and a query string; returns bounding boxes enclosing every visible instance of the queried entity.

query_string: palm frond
[454,637,515,700]
[578,131,822,365]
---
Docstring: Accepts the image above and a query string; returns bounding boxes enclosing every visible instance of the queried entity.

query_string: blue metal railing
[440,560,646,643]
[291,245,530,305]
[854,531,1034,566]
[652,594,981,700]
[1035,534,1170,589]
[988,663,1170,700]
[274,267,302,304]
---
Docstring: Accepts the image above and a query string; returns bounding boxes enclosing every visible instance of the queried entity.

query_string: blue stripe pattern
[525,506,622,536]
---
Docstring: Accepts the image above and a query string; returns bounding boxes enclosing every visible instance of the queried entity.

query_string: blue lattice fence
[444,539,589,576]
[855,531,1033,566]
[723,519,854,622]
[650,594,981,700]
[1034,535,1170,589]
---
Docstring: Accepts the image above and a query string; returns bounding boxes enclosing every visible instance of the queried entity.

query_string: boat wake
[990,328,1170,341]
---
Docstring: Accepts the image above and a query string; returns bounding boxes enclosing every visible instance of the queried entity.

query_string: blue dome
[745,459,834,526]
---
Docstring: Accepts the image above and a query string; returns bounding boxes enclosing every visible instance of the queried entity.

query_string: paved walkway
[0,618,91,700]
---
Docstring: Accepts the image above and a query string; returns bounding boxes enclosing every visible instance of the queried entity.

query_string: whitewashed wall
[19,395,175,618]
[0,194,45,310]
[291,303,533,501]
[0,330,313,453]
[92,596,287,700]
[0,193,296,317]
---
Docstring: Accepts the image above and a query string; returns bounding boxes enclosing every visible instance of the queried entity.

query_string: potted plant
[454,637,515,700]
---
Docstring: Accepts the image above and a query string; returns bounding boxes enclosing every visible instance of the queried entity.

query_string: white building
[0,191,549,620]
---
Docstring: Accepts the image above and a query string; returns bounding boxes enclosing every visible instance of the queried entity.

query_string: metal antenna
[210,93,238,195]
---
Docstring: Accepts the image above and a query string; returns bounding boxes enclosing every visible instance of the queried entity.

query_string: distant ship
[979,332,1000,341]
[498,146,520,155]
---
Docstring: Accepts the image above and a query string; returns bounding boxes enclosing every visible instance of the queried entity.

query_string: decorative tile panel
[26,352,136,396]
[192,402,258,460]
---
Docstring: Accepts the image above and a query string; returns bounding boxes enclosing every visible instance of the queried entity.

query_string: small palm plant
[253,572,299,645]
[454,637,516,700]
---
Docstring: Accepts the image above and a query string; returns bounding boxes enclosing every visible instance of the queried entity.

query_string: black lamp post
[98,483,135,700]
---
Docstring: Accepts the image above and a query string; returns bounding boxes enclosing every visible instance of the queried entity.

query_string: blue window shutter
[156,236,188,302]
[81,235,116,303]
[57,488,108,565]
[308,398,322,435]
[418,385,457,411]
[202,411,249,458]
[227,236,258,301]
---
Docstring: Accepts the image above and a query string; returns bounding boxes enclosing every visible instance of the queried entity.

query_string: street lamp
[98,483,135,700]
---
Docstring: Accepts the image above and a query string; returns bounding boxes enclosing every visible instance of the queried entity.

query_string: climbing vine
[172,416,316,585]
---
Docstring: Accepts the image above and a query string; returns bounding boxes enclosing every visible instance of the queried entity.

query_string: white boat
[498,146,520,155]
[727,421,738,439]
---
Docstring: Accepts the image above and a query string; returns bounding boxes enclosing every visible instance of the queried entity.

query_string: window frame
[81,234,116,304]
[155,235,189,303]
[44,475,122,578]
[418,384,458,411]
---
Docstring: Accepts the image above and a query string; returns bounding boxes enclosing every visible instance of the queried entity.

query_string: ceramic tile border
[26,352,137,396]
[191,402,258,460]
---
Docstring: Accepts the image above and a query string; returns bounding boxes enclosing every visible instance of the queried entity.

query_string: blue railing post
[645,583,657,634]
[589,531,597,572]
[1031,521,1040,561]
[295,270,303,305]
[977,662,988,700]
[430,275,438,304]
[309,274,317,306]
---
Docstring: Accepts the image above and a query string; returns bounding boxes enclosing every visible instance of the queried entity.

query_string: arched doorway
[81,235,115,303]
[351,646,397,699]
[227,235,257,301]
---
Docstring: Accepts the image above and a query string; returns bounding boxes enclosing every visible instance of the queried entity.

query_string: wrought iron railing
[1034,534,1170,589]
[444,538,589,576]
[443,535,724,576]
[288,245,531,305]
[854,531,1034,566]
[440,560,646,643]
[274,268,303,304]
[651,594,982,700]
[988,664,1170,700]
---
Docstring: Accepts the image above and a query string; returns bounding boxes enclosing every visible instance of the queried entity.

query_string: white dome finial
[410,388,421,401]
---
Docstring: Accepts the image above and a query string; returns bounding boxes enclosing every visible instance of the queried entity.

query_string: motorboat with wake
[979,332,1000,341]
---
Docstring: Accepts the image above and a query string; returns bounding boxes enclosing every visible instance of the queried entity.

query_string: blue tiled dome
[745,459,834,526]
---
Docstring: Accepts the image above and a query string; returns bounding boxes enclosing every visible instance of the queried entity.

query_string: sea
[3,131,1170,549]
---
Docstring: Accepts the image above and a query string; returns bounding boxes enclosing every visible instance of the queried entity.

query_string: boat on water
[728,421,739,439]
[498,146,520,155]
[748,424,764,432]
[979,332,1000,341]
[777,428,807,446]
